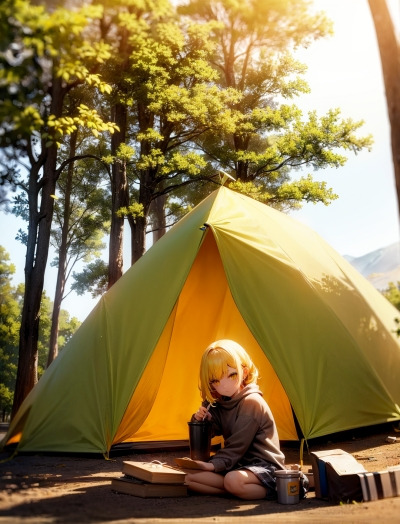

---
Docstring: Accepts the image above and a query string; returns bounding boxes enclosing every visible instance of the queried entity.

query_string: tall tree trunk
[47,131,77,367]
[12,145,58,417]
[12,77,64,418]
[128,102,155,265]
[151,193,167,243]
[368,0,400,218]
[129,214,147,264]
[129,167,153,264]
[108,102,128,288]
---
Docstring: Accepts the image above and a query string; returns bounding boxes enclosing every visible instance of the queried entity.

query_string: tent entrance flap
[117,231,297,444]
[112,305,178,446]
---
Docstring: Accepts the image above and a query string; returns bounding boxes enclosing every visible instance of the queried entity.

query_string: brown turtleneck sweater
[196,383,285,473]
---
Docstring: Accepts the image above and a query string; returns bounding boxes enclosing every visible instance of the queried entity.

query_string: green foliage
[0,246,19,419]
[382,282,400,311]
[177,0,371,209]
[382,282,400,337]
[0,246,81,419]
[102,143,136,165]
[0,0,117,173]
[275,175,338,208]
[43,108,119,147]
[116,202,144,219]
[72,259,108,298]
[37,291,52,375]
[57,309,81,349]
[0,383,13,420]
[50,156,110,264]
[0,0,374,216]
[38,291,81,376]
[99,1,241,186]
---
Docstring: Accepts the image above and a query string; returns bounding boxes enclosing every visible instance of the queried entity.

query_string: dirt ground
[1,423,400,524]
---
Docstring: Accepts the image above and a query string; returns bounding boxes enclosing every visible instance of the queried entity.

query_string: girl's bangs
[207,349,237,381]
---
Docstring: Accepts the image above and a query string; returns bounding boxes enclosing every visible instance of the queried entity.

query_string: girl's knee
[224,470,267,500]
[223,471,242,495]
[185,472,195,483]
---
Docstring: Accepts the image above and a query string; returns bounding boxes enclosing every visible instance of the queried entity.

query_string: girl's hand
[193,460,215,471]
[193,405,211,421]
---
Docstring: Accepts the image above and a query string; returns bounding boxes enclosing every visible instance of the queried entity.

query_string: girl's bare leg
[224,470,267,500]
[185,471,227,495]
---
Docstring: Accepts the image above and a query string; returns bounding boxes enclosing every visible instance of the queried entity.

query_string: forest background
[1,0,400,422]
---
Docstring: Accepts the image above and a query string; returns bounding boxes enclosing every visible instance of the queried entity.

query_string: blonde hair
[199,339,258,403]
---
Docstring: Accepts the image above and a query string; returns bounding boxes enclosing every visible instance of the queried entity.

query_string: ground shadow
[1,483,329,523]
[1,423,398,523]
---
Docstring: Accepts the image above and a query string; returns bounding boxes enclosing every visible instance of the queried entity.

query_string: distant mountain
[344,242,400,290]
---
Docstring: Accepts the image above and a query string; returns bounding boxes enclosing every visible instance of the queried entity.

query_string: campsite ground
[1,423,400,523]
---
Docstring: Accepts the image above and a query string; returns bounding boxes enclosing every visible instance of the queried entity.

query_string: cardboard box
[121,461,186,484]
[111,475,188,498]
[310,449,367,502]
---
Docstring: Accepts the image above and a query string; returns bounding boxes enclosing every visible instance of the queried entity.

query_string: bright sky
[1,0,399,321]
[292,0,399,256]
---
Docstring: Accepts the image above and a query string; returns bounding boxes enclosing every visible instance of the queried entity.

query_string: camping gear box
[310,449,367,503]
[358,467,400,501]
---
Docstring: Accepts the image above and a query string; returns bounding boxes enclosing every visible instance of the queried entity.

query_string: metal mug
[188,421,211,461]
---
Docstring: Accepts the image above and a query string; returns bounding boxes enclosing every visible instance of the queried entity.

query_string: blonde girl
[185,340,285,500]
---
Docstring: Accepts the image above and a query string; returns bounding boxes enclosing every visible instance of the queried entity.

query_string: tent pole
[299,438,304,469]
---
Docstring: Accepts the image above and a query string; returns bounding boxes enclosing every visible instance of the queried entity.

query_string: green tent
[3,187,400,454]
